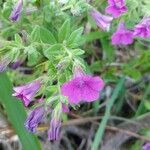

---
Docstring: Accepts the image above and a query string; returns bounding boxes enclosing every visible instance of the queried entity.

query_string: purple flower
[90,9,113,31]
[62,103,69,113]
[9,0,23,22]
[143,143,150,150]
[111,22,134,45]
[12,80,41,106]
[48,119,61,141]
[11,60,23,69]
[106,0,128,18]
[134,17,150,38]
[25,106,44,132]
[61,74,104,104]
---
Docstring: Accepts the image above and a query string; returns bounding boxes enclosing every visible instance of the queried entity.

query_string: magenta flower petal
[82,85,99,102]
[61,75,105,104]
[88,76,105,91]
[9,0,23,22]
[12,80,41,106]
[81,76,104,102]
[134,17,150,38]
[106,0,128,18]
[61,81,82,104]
[108,0,115,5]
[106,6,121,18]
[90,9,113,31]
[111,22,134,45]
[25,106,44,132]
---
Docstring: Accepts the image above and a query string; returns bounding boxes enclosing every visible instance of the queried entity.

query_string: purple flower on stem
[111,22,134,45]
[61,73,104,104]
[106,0,128,18]
[143,143,150,150]
[11,60,23,69]
[9,0,23,22]
[48,119,61,141]
[12,80,41,107]
[25,106,44,132]
[90,9,113,31]
[134,17,150,38]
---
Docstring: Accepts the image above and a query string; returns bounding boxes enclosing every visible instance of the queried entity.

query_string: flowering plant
[0,0,150,149]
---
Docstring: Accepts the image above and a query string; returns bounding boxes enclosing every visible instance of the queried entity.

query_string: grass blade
[92,77,125,150]
[135,84,150,117]
[0,73,41,150]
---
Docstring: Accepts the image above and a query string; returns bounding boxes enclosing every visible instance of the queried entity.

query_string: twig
[0,116,150,142]
[105,126,150,142]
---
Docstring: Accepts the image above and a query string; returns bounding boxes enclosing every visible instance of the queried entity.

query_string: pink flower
[134,17,150,38]
[48,119,61,141]
[106,0,128,18]
[61,74,104,104]
[9,0,23,22]
[90,9,113,31]
[12,80,41,106]
[111,22,134,45]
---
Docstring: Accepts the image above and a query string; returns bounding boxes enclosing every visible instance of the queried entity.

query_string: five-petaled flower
[106,0,128,18]
[9,0,23,22]
[90,9,113,31]
[61,72,104,104]
[134,17,150,38]
[12,80,41,106]
[25,106,44,132]
[111,22,134,45]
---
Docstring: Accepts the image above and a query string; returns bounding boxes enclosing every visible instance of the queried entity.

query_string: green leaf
[15,34,23,45]
[135,84,150,117]
[0,73,41,150]
[31,26,41,42]
[58,19,70,42]
[11,47,21,61]
[43,44,63,60]
[80,31,108,45]
[123,67,141,80]
[92,77,125,150]
[40,27,57,44]
[31,26,57,44]
[1,26,17,39]
[101,37,115,62]
[25,46,42,66]
[144,100,150,110]
[67,27,83,48]
[71,49,85,56]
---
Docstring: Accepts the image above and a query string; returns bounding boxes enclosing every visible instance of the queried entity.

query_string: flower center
[75,80,85,88]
